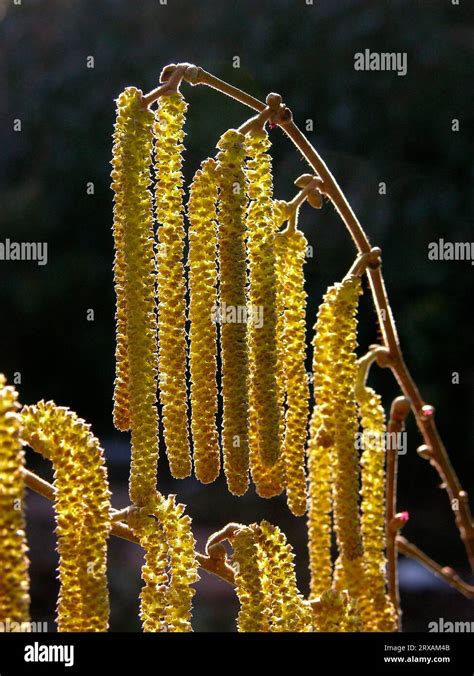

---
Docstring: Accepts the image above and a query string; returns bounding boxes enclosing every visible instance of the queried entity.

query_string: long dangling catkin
[358,386,398,631]
[307,286,339,598]
[22,401,111,632]
[111,87,159,504]
[275,223,309,516]
[231,525,270,632]
[187,158,220,484]
[245,128,280,466]
[129,493,198,633]
[128,505,168,632]
[216,130,250,495]
[0,375,30,626]
[248,202,288,499]
[256,521,312,631]
[155,92,191,479]
[311,589,363,632]
[329,276,371,619]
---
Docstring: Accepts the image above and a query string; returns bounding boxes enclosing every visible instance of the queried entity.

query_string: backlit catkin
[111,87,159,504]
[232,526,270,632]
[256,520,312,631]
[129,494,198,632]
[187,158,220,484]
[330,277,366,601]
[358,386,398,631]
[155,92,191,479]
[245,128,280,466]
[307,286,339,598]
[275,224,309,516]
[216,130,250,495]
[22,401,111,632]
[0,375,30,625]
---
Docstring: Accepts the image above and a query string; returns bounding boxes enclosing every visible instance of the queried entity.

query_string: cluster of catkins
[0,83,397,634]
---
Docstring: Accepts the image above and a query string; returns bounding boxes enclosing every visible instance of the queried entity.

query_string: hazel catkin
[216,129,250,495]
[275,223,309,516]
[111,86,159,505]
[187,158,220,484]
[245,128,280,467]
[155,91,191,479]
[0,375,30,626]
[22,401,111,632]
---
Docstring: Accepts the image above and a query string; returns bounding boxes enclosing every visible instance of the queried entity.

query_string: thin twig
[397,536,474,600]
[22,467,235,586]
[386,396,411,624]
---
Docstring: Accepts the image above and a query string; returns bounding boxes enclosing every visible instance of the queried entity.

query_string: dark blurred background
[1,0,473,632]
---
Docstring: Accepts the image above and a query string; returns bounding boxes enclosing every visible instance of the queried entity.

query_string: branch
[397,536,474,600]
[22,468,235,586]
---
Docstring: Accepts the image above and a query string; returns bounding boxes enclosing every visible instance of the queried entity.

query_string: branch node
[417,444,432,460]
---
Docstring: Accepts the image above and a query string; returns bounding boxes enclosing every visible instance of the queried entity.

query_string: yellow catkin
[130,493,199,633]
[358,386,398,631]
[0,375,30,626]
[111,87,159,504]
[249,406,284,498]
[232,526,270,632]
[275,225,309,516]
[155,92,191,479]
[256,521,312,631]
[187,158,220,484]
[245,128,280,466]
[216,130,250,495]
[128,506,168,632]
[22,401,111,632]
[307,286,339,598]
[312,589,363,632]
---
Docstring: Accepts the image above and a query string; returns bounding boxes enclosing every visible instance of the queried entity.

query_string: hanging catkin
[358,386,398,631]
[256,521,312,631]
[307,285,339,598]
[231,526,270,632]
[129,493,198,632]
[327,276,369,615]
[245,128,280,466]
[22,401,111,632]
[187,158,220,484]
[111,87,159,504]
[0,375,30,626]
[275,222,309,516]
[216,129,250,495]
[155,92,191,479]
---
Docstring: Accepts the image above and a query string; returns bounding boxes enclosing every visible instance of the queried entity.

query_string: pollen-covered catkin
[130,493,198,633]
[245,128,280,466]
[111,87,159,504]
[256,521,312,631]
[158,496,199,631]
[128,506,168,632]
[155,92,191,479]
[232,526,270,632]
[22,401,111,632]
[307,286,339,598]
[187,158,220,484]
[216,130,250,495]
[329,276,370,616]
[0,375,30,625]
[275,225,309,516]
[358,386,398,631]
